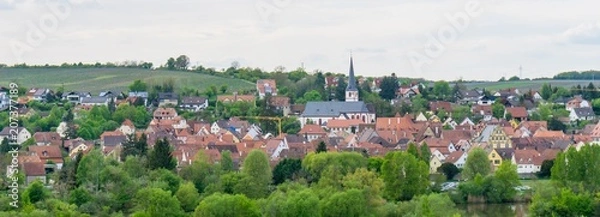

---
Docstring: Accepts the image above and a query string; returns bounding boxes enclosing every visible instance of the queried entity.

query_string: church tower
[345,56,359,102]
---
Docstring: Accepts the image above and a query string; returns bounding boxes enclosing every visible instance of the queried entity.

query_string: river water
[457,203,530,217]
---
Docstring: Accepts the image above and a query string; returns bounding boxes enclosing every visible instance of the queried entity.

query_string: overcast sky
[1,0,599,81]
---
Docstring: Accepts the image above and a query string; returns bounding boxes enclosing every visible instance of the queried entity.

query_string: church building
[300,57,376,127]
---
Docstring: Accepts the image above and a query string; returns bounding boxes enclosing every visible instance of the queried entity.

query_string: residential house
[415,112,428,122]
[0,127,31,145]
[118,119,136,135]
[269,96,291,116]
[153,108,178,120]
[33,132,62,146]
[217,92,256,103]
[99,90,122,101]
[256,79,277,98]
[430,154,443,174]
[300,101,375,127]
[180,97,208,112]
[488,126,512,149]
[488,149,503,170]
[446,150,468,169]
[477,95,495,105]
[472,105,493,121]
[457,90,482,104]
[505,107,528,121]
[566,95,590,111]
[157,92,179,107]
[429,101,453,113]
[298,125,327,142]
[264,138,288,160]
[326,119,364,134]
[128,91,149,106]
[100,131,127,147]
[28,145,64,170]
[80,96,109,106]
[512,149,542,174]
[211,120,229,135]
[289,104,305,116]
[26,88,52,102]
[397,86,419,98]
[591,121,600,144]
[570,107,595,122]
[22,162,47,185]
[62,91,91,104]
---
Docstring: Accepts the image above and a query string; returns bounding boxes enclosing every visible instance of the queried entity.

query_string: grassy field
[0,68,255,94]
[463,80,600,91]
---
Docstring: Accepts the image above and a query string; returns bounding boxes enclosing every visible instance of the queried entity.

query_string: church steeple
[345,56,359,102]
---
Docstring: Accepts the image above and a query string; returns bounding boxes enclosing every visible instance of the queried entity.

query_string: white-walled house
[0,127,31,145]
[445,151,467,169]
[512,149,542,174]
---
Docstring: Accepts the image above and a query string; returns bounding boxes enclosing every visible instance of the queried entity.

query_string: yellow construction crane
[238,116,283,136]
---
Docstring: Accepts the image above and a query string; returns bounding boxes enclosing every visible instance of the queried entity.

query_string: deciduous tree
[462,148,491,180]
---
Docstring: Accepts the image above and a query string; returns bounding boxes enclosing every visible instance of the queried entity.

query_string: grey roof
[574,107,594,117]
[33,88,48,97]
[103,135,126,146]
[128,91,149,98]
[346,57,358,91]
[99,90,121,97]
[474,125,496,143]
[495,148,514,160]
[301,101,371,117]
[158,92,178,100]
[181,97,207,105]
[459,90,481,98]
[81,96,108,104]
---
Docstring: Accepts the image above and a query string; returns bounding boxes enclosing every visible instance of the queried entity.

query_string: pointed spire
[346,56,358,91]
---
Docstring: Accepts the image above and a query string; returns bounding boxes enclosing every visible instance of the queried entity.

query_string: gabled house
[22,162,46,185]
[570,107,595,122]
[430,154,443,174]
[211,120,229,135]
[269,96,291,116]
[100,131,127,147]
[327,119,364,134]
[512,149,542,174]
[505,107,528,121]
[157,92,179,107]
[566,95,590,111]
[256,79,277,99]
[180,97,208,112]
[298,125,327,142]
[446,150,468,169]
[62,91,91,104]
[477,95,495,105]
[26,88,52,102]
[488,149,503,170]
[429,101,453,113]
[33,132,62,146]
[128,91,149,106]
[28,145,64,170]
[118,119,136,135]
[488,126,512,149]
[0,127,32,145]
[472,105,493,121]
[457,90,482,104]
[153,108,178,120]
[99,90,123,100]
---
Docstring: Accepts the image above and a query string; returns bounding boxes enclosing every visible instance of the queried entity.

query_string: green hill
[462,80,600,91]
[0,68,254,94]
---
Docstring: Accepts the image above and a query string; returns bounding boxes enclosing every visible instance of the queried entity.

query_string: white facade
[0,128,31,145]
